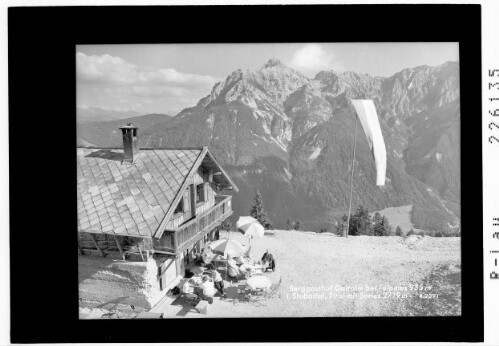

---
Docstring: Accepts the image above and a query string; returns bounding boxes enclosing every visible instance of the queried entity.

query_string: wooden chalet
[77,123,238,292]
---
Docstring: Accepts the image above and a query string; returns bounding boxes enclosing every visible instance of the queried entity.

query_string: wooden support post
[88,233,104,257]
[112,235,125,261]
[138,243,145,262]
[77,243,83,256]
[172,232,178,254]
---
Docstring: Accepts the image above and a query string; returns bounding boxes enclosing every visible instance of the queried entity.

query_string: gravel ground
[157,231,461,318]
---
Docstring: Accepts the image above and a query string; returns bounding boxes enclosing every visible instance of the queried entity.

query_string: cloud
[76,52,218,114]
[289,44,342,75]
[77,52,217,87]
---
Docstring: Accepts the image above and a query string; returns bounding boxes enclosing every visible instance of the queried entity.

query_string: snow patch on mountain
[435,152,442,162]
[206,113,215,129]
[309,147,322,160]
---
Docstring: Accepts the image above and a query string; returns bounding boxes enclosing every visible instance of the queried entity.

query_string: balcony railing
[172,195,232,253]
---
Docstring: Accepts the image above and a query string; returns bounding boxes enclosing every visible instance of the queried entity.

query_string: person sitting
[227,258,242,279]
[234,256,247,265]
[211,269,226,297]
[201,247,213,265]
[199,276,215,304]
[182,279,200,306]
[261,250,276,272]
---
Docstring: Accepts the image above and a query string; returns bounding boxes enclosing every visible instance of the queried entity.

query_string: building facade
[77,124,238,312]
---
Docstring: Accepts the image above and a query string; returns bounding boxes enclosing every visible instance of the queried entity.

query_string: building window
[196,183,205,203]
[174,198,184,215]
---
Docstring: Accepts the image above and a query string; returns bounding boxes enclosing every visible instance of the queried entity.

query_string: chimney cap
[119,123,138,129]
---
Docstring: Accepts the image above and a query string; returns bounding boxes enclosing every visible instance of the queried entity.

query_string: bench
[195,300,209,315]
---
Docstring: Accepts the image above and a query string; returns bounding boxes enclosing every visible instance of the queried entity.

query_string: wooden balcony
[164,195,233,254]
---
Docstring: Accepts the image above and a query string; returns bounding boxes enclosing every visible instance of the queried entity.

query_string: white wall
[78,255,166,314]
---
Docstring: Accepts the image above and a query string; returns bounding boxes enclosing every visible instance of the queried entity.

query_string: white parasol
[236,216,265,240]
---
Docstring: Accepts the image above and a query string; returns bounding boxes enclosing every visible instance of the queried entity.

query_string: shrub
[406,228,415,236]
[335,214,348,236]
[285,219,303,231]
[395,226,404,236]
[294,221,302,231]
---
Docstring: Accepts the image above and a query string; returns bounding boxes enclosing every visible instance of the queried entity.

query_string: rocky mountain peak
[261,58,286,69]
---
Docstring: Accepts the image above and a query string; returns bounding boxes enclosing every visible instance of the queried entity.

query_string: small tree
[395,226,403,237]
[373,215,392,236]
[349,205,371,236]
[286,219,294,230]
[381,216,392,236]
[250,191,274,230]
[372,212,383,236]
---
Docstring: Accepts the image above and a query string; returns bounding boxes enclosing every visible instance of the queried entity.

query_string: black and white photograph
[76,42,462,319]
[7,3,489,343]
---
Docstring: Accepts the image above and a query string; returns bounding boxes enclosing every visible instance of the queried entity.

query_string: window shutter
[203,183,208,202]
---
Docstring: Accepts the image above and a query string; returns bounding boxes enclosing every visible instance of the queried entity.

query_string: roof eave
[152,147,210,239]
[204,147,239,193]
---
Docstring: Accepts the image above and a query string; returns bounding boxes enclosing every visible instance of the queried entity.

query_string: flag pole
[346,112,359,238]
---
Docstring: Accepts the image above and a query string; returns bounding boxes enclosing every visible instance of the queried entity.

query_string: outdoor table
[247,276,271,291]
[213,255,227,268]
[250,264,264,276]
[191,266,205,275]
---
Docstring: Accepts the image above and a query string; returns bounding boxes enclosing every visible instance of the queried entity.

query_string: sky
[77,43,458,117]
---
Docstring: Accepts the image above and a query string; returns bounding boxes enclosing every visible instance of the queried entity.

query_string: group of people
[181,245,276,306]
[193,246,216,267]
[182,264,226,306]
[226,249,276,280]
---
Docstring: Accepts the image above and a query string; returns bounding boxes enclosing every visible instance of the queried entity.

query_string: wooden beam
[153,250,177,256]
[172,232,178,253]
[138,243,145,262]
[88,233,104,257]
[112,235,125,261]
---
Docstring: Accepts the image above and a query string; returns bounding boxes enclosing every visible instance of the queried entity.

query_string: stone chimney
[119,123,139,163]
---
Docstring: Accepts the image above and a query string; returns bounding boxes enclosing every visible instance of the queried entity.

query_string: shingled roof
[77,146,236,239]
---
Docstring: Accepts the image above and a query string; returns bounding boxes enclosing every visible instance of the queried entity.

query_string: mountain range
[77,59,460,232]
